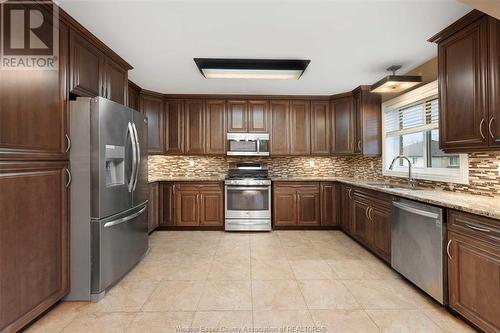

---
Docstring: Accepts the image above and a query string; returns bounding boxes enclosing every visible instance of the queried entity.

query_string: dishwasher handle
[393,201,440,220]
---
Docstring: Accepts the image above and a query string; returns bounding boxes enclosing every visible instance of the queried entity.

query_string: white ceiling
[58,0,471,95]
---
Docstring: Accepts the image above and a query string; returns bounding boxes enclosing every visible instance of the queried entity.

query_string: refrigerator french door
[67,97,148,301]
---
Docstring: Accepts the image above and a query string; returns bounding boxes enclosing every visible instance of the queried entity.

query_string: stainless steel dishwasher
[392,198,445,304]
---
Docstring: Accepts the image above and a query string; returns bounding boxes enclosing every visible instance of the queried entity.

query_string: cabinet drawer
[448,209,500,244]
[175,182,222,191]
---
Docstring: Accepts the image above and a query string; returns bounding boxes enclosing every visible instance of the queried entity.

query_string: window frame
[382,80,469,184]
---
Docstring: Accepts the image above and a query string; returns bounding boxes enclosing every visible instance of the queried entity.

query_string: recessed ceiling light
[193,58,311,80]
[371,65,422,93]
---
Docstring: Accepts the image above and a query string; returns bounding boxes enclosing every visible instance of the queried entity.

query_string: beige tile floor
[26,231,477,333]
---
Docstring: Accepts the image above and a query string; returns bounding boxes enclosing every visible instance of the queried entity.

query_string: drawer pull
[65,168,72,188]
[446,239,452,260]
[465,223,491,233]
[479,118,486,140]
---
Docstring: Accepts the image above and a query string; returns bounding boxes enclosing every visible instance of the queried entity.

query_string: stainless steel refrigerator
[66,97,148,301]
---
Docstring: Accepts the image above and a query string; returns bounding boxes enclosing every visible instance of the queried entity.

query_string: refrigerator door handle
[103,206,147,228]
[131,122,140,191]
[127,122,137,193]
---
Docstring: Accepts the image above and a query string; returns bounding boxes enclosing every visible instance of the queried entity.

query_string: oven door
[225,185,271,219]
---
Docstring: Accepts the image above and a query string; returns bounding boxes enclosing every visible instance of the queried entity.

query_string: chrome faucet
[389,155,417,188]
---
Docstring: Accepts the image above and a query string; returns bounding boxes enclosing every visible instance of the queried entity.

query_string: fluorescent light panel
[194,58,310,80]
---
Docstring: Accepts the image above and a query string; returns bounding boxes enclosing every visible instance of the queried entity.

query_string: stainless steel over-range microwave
[226,133,270,156]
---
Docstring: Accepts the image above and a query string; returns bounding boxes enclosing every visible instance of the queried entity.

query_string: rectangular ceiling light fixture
[193,58,311,80]
[371,65,422,93]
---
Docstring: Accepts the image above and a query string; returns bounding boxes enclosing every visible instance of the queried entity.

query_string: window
[382,81,468,184]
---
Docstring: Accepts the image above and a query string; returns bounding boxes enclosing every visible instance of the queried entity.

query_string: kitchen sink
[367,182,422,190]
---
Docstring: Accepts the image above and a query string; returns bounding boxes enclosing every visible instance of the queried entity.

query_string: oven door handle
[226,186,270,191]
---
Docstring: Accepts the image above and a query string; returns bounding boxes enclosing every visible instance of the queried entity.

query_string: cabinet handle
[357,140,361,151]
[65,168,72,188]
[348,188,353,199]
[369,207,374,220]
[65,134,71,153]
[489,118,495,139]
[446,239,452,260]
[465,223,491,233]
[365,207,370,220]
[479,118,486,140]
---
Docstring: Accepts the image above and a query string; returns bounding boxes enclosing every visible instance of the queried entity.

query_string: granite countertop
[274,176,500,221]
[149,176,500,221]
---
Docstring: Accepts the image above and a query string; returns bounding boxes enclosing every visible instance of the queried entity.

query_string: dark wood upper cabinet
[331,96,355,154]
[140,92,164,154]
[227,100,248,132]
[488,18,500,147]
[353,86,382,156]
[320,182,338,226]
[270,100,291,155]
[447,210,500,333]
[164,99,184,155]
[248,100,269,132]
[184,99,205,154]
[290,101,311,155]
[429,11,500,152]
[311,101,331,155]
[0,21,69,161]
[205,100,226,155]
[103,58,127,105]
[0,162,69,333]
[128,81,141,111]
[69,28,103,97]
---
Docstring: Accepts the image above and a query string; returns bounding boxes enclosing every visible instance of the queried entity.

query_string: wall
[149,152,500,197]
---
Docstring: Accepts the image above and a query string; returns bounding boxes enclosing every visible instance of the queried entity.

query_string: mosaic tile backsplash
[149,152,500,197]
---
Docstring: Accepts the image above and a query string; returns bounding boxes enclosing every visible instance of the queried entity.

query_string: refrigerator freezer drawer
[91,204,148,294]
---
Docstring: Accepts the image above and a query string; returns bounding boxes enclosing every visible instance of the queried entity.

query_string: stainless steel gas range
[224,162,271,231]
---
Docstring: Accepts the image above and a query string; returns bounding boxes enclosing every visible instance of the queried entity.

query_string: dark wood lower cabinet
[0,162,69,333]
[273,182,321,227]
[447,210,500,333]
[340,185,354,233]
[148,182,160,233]
[320,182,339,226]
[161,182,174,227]
[349,187,392,263]
[172,182,223,227]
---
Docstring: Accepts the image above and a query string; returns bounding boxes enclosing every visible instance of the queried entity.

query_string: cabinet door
[205,100,226,155]
[0,21,69,161]
[69,29,103,97]
[341,185,353,233]
[489,18,500,147]
[104,58,127,105]
[369,203,392,263]
[175,190,199,226]
[353,91,362,154]
[273,186,297,226]
[227,100,248,132]
[248,100,269,132]
[352,196,370,244]
[448,231,500,333]
[140,93,164,154]
[148,182,160,233]
[128,82,141,111]
[290,101,311,155]
[311,101,331,155]
[184,99,205,154]
[331,97,355,154]
[320,183,338,226]
[297,186,320,226]
[438,16,489,151]
[199,191,224,226]
[270,100,290,155]
[165,99,184,155]
[0,162,69,333]
[161,182,174,226]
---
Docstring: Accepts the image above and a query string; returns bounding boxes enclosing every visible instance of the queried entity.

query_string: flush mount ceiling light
[193,58,311,80]
[371,65,422,93]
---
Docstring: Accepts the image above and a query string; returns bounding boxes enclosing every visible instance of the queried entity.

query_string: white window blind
[385,96,439,137]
